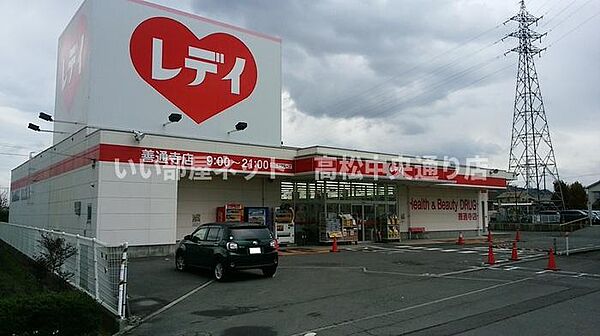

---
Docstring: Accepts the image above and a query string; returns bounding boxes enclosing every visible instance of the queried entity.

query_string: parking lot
[124,231,600,336]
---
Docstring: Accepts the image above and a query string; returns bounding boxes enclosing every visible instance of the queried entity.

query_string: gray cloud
[191,0,519,120]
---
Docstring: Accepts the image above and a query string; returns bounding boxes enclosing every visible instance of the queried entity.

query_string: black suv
[175,222,278,281]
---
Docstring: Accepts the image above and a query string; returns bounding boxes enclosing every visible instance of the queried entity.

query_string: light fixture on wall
[227,121,248,134]
[132,130,146,142]
[163,113,183,127]
[38,111,84,125]
[28,123,68,134]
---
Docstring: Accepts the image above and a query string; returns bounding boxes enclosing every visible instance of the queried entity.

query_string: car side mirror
[184,235,192,241]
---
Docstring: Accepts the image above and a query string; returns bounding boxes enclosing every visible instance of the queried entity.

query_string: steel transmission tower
[504,0,563,209]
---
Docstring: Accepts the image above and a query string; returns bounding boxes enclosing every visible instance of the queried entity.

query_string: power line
[539,0,578,28]
[546,0,596,33]
[338,0,597,121]
[0,143,32,150]
[306,19,507,117]
[330,52,510,119]
[547,9,600,48]
[0,152,29,157]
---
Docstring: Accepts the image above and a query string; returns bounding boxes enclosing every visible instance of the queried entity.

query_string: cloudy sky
[0,0,598,192]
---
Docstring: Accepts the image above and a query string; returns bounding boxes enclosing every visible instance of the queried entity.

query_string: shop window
[308,182,317,199]
[315,181,326,199]
[326,203,339,215]
[376,185,386,201]
[326,181,339,199]
[86,203,92,225]
[281,181,294,200]
[339,203,351,214]
[339,181,351,200]
[11,190,20,202]
[297,182,308,200]
[21,187,30,200]
[386,184,396,201]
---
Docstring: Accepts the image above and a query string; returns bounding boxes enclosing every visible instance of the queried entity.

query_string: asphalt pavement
[123,231,600,336]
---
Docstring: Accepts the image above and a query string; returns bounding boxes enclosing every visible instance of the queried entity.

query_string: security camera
[227,121,248,134]
[133,130,146,142]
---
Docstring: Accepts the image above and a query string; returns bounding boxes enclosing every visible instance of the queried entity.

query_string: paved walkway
[280,226,600,256]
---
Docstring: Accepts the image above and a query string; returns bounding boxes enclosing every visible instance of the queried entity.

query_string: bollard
[565,232,569,256]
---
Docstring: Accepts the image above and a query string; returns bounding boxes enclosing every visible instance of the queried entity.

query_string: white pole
[588,191,594,227]
[566,233,570,256]
[93,238,99,300]
[75,234,81,286]
[117,242,128,319]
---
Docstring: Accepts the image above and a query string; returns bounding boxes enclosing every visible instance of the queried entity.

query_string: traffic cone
[456,232,465,245]
[274,239,282,256]
[546,248,558,271]
[515,229,521,242]
[330,236,339,253]
[510,240,519,261]
[487,231,493,243]
[486,242,495,265]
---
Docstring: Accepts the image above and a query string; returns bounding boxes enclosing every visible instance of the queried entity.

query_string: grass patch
[0,242,119,335]
[0,242,43,297]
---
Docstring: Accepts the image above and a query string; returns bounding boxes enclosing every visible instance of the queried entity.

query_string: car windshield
[230,227,272,240]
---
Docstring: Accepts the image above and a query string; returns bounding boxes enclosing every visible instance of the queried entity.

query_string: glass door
[352,204,377,242]
[351,204,364,241]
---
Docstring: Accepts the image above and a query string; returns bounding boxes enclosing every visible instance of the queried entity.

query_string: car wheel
[214,262,227,281]
[262,266,277,278]
[175,253,187,272]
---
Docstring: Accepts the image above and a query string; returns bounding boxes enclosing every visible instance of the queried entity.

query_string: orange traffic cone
[510,240,519,261]
[487,231,493,243]
[486,242,496,265]
[456,232,465,245]
[330,236,339,253]
[546,248,558,271]
[515,229,521,242]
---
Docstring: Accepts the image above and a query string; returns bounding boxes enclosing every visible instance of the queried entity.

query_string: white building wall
[396,184,409,232]
[479,189,489,233]
[96,162,177,246]
[9,166,99,236]
[407,186,481,232]
[10,130,100,236]
[176,175,280,239]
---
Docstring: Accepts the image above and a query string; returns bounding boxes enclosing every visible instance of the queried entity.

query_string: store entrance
[352,204,376,242]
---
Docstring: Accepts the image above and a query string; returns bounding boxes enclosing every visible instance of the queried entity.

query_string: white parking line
[441,249,458,252]
[289,277,532,336]
[424,247,443,251]
[129,280,215,330]
[458,250,478,254]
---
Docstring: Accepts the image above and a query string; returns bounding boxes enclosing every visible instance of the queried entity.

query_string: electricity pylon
[504,0,564,210]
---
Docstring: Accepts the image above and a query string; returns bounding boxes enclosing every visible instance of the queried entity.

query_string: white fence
[532,214,561,224]
[0,222,127,318]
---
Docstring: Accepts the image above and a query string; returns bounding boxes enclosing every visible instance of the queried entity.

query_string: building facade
[10,0,513,254]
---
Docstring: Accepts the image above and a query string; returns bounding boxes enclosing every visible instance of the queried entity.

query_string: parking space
[124,242,600,336]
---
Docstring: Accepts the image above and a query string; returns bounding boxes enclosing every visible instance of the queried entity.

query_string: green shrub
[0,291,104,336]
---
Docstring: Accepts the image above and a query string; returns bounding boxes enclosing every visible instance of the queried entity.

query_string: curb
[556,245,600,256]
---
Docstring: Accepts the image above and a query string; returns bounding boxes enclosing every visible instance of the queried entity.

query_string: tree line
[553,180,592,210]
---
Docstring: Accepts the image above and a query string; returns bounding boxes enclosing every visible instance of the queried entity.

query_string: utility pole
[504,0,564,211]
